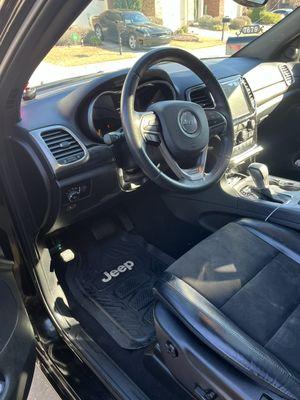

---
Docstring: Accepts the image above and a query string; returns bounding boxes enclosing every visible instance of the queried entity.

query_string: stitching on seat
[220,251,279,310]
[161,278,300,398]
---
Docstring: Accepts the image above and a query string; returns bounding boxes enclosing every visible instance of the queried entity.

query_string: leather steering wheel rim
[121,47,234,192]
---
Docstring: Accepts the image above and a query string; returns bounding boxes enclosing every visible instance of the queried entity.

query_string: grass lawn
[45,39,223,67]
[170,39,222,49]
[44,46,136,66]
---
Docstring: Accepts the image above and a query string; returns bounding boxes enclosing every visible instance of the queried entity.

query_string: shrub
[212,24,223,31]
[198,15,226,31]
[176,25,189,34]
[229,16,251,30]
[249,7,281,25]
[57,26,89,46]
[113,0,142,10]
[198,15,214,29]
[259,11,282,25]
[57,27,101,47]
[250,7,264,23]
[212,16,222,26]
[83,31,102,46]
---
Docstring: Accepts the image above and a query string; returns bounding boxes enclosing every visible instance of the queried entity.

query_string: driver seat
[154,219,300,400]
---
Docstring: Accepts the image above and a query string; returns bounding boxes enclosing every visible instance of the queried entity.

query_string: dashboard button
[66,187,81,202]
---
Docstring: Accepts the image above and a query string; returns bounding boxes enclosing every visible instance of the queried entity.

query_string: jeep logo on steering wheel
[179,110,199,135]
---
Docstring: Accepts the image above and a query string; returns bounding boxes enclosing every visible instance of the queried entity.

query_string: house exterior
[74,0,243,31]
[142,0,242,30]
[203,0,243,17]
[74,0,108,27]
[142,0,198,30]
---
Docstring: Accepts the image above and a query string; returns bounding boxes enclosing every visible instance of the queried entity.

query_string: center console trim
[231,145,263,165]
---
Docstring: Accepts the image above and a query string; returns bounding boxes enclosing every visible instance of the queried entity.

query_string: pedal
[116,210,134,232]
[91,218,118,241]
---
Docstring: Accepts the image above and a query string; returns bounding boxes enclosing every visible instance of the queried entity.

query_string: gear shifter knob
[248,163,270,190]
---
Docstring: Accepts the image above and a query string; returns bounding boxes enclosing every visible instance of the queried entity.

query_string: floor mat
[65,232,174,349]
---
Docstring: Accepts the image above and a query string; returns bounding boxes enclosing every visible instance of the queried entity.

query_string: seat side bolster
[237,219,300,264]
[154,273,300,400]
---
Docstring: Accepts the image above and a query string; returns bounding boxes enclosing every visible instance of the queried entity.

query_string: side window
[107,11,116,21]
[115,13,122,22]
[99,11,108,22]
[110,12,121,22]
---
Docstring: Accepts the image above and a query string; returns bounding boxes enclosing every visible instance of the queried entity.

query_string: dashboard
[88,80,176,140]
[17,57,297,234]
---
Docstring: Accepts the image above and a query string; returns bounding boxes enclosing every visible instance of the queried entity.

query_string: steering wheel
[121,47,234,192]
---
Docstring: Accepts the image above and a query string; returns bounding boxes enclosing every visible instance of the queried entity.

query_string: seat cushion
[154,219,300,400]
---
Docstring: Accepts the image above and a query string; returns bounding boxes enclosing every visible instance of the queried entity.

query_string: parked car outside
[226,7,293,55]
[271,8,294,18]
[90,9,173,50]
[226,35,257,55]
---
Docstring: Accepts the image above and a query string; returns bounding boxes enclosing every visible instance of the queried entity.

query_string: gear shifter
[248,163,284,203]
[248,163,270,191]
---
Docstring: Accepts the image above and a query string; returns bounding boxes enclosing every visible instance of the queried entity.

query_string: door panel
[0,259,35,400]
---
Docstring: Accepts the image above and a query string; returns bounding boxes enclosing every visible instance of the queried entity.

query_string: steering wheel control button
[141,114,160,129]
[143,124,160,132]
[143,132,161,145]
[179,110,199,135]
[141,113,161,145]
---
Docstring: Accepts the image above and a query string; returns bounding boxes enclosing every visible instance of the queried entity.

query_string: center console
[165,76,300,236]
[226,160,300,231]
[220,78,300,229]
[224,77,262,164]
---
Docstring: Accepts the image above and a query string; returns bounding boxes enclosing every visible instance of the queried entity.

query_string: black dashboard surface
[20,56,297,134]
[17,56,297,233]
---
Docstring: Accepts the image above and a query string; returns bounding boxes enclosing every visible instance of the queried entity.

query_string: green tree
[249,6,265,23]
[113,0,143,10]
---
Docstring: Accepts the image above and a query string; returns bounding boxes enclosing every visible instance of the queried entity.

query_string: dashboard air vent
[189,86,214,108]
[242,78,256,109]
[279,64,294,86]
[41,128,85,165]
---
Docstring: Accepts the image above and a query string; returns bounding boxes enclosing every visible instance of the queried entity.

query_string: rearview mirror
[233,0,268,7]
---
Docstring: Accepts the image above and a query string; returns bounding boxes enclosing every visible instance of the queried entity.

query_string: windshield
[30,0,296,87]
[123,12,150,24]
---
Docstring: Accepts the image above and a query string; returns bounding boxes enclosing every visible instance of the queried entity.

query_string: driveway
[188,27,231,41]
[29,43,226,86]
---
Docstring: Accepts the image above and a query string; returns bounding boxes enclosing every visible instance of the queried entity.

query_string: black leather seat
[154,219,300,400]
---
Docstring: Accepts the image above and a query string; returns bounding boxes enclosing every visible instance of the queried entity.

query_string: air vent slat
[43,137,76,146]
[41,128,85,165]
[51,144,82,156]
[47,140,78,150]
[279,65,294,86]
[242,78,256,109]
[55,149,84,160]
[189,87,214,108]
[42,130,68,138]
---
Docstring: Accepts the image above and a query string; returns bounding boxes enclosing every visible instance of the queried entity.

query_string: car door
[99,11,110,38]
[0,1,37,399]
[0,256,36,400]
[106,11,119,41]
